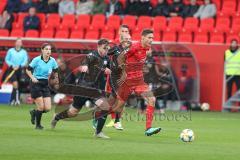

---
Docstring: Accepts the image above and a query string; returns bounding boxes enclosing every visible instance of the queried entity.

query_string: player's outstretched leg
[144,97,161,136]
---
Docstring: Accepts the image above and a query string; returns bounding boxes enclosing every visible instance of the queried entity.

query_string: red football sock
[146,105,155,130]
[111,112,116,119]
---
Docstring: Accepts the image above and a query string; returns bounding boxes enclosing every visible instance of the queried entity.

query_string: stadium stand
[0,0,239,44]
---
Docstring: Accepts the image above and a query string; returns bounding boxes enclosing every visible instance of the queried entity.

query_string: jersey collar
[41,55,50,63]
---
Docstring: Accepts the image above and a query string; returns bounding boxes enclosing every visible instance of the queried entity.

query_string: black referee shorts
[30,79,51,99]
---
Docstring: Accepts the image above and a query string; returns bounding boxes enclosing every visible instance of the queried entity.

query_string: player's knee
[68,107,79,117]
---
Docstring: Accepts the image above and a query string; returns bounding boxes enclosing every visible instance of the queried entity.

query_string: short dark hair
[97,38,109,46]
[41,43,51,50]
[120,24,129,30]
[141,29,153,36]
[231,39,239,44]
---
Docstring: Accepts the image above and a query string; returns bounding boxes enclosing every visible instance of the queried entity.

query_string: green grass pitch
[0,104,240,160]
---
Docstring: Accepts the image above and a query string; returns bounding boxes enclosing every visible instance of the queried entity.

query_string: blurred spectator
[0,10,14,30]
[20,0,33,12]
[224,39,240,99]
[125,0,138,15]
[137,0,152,16]
[58,0,75,17]
[6,0,21,13]
[178,64,194,110]
[105,0,124,17]
[23,7,40,32]
[168,0,184,17]
[182,0,199,17]
[194,0,216,19]
[48,0,60,13]
[151,0,169,17]
[76,0,94,15]
[35,0,49,13]
[91,0,107,14]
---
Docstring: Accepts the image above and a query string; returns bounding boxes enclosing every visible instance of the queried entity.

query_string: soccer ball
[180,129,195,142]
[201,102,210,111]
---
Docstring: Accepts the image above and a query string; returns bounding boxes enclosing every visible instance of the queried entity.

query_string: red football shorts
[116,78,149,102]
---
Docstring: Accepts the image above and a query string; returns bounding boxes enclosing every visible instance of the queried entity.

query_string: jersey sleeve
[29,57,38,69]
[52,58,58,70]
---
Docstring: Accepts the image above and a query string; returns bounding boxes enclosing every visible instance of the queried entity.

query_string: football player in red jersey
[112,29,162,136]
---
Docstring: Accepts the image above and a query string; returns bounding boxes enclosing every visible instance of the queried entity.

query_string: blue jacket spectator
[182,0,199,17]
[105,0,124,17]
[23,7,40,32]
[6,0,21,13]
[20,0,32,12]
[152,0,169,17]
[168,0,185,17]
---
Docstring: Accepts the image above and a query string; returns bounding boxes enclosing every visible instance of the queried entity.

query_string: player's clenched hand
[81,66,88,72]
[104,68,111,75]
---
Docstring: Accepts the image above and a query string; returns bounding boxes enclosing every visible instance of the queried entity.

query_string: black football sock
[96,111,108,134]
[35,110,43,126]
[10,88,16,102]
[114,112,121,123]
[54,109,69,121]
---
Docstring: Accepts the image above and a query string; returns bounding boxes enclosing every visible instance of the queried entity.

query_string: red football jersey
[125,42,149,79]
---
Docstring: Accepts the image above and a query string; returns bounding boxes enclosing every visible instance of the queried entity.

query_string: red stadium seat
[153,31,161,41]
[122,15,137,30]
[46,13,61,28]
[183,17,199,32]
[17,12,28,23]
[60,14,76,30]
[200,18,215,33]
[10,29,24,37]
[101,31,115,40]
[219,1,236,17]
[40,29,54,38]
[0,29,9,37]
[85,30,99,40]
[25,30,39,38]
[178,32,192,43]
[226,35,240,44]
[152,16,167,32]
[194,33,209,43]
[105,15,121,31]
[150,0,158,7]
[37,13,46,26]
[231,18,240,33]
[168,17,183,31]
[0,1,7,14]
[215,17,230,33]
[76,14,91,30]
[132,30,141,41]
[70,30,84,39]
[162,31,177,42]
[55,30,69,39]
[212,0,221,11]
[136,16,152,30]
[90,14,106,31]
[210,33,224,44]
